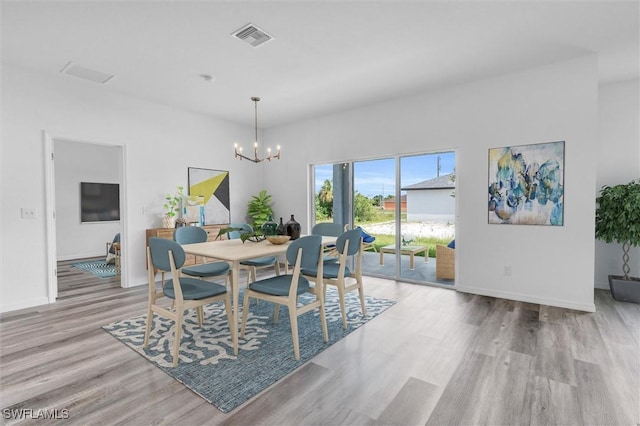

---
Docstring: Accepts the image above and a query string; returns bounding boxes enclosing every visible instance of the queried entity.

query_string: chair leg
[143,307,153,348]
[319,298,328,342]
[288,303,300,361]
[273,304,280,324]
[336,283,348,329]
[275,261,281,276]
[172,310,184,367]
[357,282,366,317]
[197,306,204,326]
[240,292,251,338]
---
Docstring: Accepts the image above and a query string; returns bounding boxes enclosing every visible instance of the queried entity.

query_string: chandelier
[234,97,281,163]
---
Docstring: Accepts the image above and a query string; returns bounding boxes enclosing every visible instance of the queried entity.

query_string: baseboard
[1,297,50,314]
[58,252,105,261]
[456,285,596,312]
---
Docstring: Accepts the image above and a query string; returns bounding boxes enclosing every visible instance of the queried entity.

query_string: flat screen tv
[81,182,120,223]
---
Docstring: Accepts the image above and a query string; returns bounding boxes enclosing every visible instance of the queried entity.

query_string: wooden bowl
[267,235,290,245]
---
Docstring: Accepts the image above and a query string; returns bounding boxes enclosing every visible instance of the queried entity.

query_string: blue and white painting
[488,141,564,225]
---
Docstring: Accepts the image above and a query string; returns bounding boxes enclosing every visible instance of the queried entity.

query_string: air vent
[232,23,274,48]
[60,62,115,84]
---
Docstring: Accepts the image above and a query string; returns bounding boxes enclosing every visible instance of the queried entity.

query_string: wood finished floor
[1,260,638,425]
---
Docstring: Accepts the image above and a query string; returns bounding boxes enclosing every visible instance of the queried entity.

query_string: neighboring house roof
[402,173,455,190]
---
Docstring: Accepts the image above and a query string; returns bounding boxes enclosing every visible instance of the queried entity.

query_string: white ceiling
[2,1,638,128]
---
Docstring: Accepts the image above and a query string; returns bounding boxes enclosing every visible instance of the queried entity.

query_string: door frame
[43,131,128,303]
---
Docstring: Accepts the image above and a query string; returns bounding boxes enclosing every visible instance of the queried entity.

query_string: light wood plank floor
[1,261,638,425]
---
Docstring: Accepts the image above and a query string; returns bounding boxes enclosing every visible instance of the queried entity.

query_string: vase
[262,215,278,236]
[285,214,301,240]
[162,215,176,229]
[276,217,286,235]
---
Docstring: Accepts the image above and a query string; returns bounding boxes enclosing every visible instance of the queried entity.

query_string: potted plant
[595,179,640,303]
[247,189,274,232]
[162,186,184,228]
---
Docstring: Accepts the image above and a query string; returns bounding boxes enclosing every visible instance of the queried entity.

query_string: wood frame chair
[302,228,366,329]
[311,222,346,262]
[227,223,280,285]
[144,237,232,367]
[240,235,328,360]
[174,226,231,285]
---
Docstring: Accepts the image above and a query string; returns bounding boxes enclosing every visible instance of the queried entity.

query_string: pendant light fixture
[234,97,281,163]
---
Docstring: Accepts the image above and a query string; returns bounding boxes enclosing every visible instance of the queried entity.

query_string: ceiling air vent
[232,23,274,48]
[60,62,115,84]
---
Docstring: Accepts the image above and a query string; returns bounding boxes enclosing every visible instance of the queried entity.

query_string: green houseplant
[162,186,184,228]
[247,189,274,232]
[595,179,640,303]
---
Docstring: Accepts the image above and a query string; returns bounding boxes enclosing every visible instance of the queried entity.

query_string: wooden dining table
[181,235,337,355]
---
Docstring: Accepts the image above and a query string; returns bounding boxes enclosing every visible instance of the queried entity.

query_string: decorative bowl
[267,235,290,245]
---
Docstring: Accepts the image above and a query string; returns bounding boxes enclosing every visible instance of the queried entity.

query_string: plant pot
[608,275,640,303]
[162,215,176,229]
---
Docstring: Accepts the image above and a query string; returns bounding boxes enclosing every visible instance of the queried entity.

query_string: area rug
[103,288,395,412]
[71,259,118,278]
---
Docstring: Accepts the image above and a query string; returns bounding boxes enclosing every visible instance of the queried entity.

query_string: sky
[314,151,456,198]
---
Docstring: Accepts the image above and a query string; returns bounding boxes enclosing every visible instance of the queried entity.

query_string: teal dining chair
[301,228,366,329]
[240,235,327,360]
[227,223,281,285]
[174,226,230,284]
[144,237,232,367]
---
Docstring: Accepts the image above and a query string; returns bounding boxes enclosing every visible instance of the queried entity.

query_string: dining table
[181,235,337,355]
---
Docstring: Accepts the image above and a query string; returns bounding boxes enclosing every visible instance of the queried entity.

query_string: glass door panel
[353,158,396,279]
[400,152,456,285]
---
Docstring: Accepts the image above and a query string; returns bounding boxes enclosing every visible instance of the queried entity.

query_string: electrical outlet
[21,208,37,219]
[504,266,512,276]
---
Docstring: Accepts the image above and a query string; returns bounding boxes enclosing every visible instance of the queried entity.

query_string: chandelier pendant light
[234,97,281,163]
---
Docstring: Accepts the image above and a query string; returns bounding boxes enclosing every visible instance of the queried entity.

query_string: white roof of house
[402,174,455,191]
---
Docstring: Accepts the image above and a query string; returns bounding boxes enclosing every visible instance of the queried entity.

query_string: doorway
[44,134,126,302]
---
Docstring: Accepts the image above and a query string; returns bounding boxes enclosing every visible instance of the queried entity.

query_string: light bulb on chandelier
[234,97,281,163]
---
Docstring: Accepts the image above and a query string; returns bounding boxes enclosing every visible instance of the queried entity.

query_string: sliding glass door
[311,150,456,286]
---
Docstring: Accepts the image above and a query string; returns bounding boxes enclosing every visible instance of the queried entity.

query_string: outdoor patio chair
[436,244,455,280]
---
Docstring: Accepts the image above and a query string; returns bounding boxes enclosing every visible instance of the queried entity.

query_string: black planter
[608,275,640,303]
[276,217,286,235]
[285,215,301,240]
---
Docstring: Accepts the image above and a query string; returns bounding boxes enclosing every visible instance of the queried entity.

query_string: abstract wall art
[488,141,564,226]
[187,168,230,225]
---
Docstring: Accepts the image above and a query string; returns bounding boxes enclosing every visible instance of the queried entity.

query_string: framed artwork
[187,168,230,225]
[488,141,564,226]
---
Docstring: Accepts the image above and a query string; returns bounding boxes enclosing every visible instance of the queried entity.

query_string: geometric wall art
[488,140,565,226]
[187,168,231,225]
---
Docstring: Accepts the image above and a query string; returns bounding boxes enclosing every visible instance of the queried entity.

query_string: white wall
[595,79,640,288]
[54,139,122,260]
[1,64,264,312]
[264,55,599,311]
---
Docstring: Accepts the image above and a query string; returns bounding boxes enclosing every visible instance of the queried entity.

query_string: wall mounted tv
[80,182,120,223]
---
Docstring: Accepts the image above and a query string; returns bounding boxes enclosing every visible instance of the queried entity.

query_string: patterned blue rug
[71,259,118,278]
[103,287,395,412]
